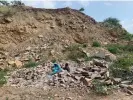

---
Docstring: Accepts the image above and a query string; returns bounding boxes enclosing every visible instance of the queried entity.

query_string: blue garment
[50,63,62,75]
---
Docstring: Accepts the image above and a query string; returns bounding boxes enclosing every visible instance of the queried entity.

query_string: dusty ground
[0,86,133,100]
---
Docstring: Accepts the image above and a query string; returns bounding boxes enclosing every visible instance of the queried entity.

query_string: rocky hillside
[0,6,122,69]
[0,6,112,51]
[0,6,119,50]
[1,5,133,100]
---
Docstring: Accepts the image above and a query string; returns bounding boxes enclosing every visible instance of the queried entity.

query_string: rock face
[94,49,117,61]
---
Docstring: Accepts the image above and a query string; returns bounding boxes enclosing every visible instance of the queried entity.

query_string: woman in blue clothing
[50,63,63,75]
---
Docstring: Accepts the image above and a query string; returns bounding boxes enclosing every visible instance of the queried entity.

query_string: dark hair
[65,63,68,66]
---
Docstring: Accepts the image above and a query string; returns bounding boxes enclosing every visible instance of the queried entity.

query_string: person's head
[65,63,69,67]
[54,63,58,66]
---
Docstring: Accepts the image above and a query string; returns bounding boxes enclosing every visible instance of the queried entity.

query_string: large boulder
[94,48,117,61]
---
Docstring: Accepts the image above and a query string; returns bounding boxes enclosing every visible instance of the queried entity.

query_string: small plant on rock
[0,70,7,86]
[92,79,109,95]
[108,46,118,54]
[92,41,101,47]
[106,44,125,54]
[24,59,39,68]
[79,7,84,12]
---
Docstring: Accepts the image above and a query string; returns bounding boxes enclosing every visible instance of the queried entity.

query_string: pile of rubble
[5,58,133,95]
[6,59,110,88]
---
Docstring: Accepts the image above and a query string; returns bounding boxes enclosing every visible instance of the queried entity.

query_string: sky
[19,0,133,33]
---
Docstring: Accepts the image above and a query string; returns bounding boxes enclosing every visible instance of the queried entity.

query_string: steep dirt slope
[0,6,121,69]
[0,6,115,52]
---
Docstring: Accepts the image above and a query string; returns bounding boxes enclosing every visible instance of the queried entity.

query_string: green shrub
[107,44,125,54]
[66,44,89,62]
[108,46,119,54]
[67,50,87,62]
[11,0,25,6]
[6,97,8,100]
[114,57,133,70]
[123,44,133,52]
[103,17,121,27]
[79,7,84,12]
[66,44,86,62]
[107,43,133,54]
[0,70,7,86]
[121,32,133,41]
[110,55,133,80]
[66,44,80,51]
[24,60,39,68]
[92,80,110,95]
[51,59,56,63]
[0,1,9,6]
[92,41,101,47]
[0,6,15,17]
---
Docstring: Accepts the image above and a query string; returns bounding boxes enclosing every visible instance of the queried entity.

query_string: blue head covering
[50,63,62,75]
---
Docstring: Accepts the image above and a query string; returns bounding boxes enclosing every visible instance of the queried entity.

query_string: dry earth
[0,86,133,100]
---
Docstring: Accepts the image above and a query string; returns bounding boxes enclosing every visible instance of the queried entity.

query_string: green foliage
[108,47,118,54]
[110,55,133,80]
[107,43,133,54]
[6,97,8,100]
[11,0,25,6]
[103,17,121,27]
[0,70,7,86]
[79,7,84,12]
[124,44,133,52]
[66,44,80,51]
[0,0,25,6]
[0,0,9,6]
[51,59,56,63]
[107,44,133,80]
[103,17,133,41]
[67,50,87,62]
[107,44,121,54]
[114,57,133,70]
[66,44,88,62]
[84,56,102,62]
[121,32,133,41]
[92,80,110,95]
[24,59,39,68]
[66,43,87,51]
[107,44,125,54]
[0,6,16,17]
[92,41,101,47]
